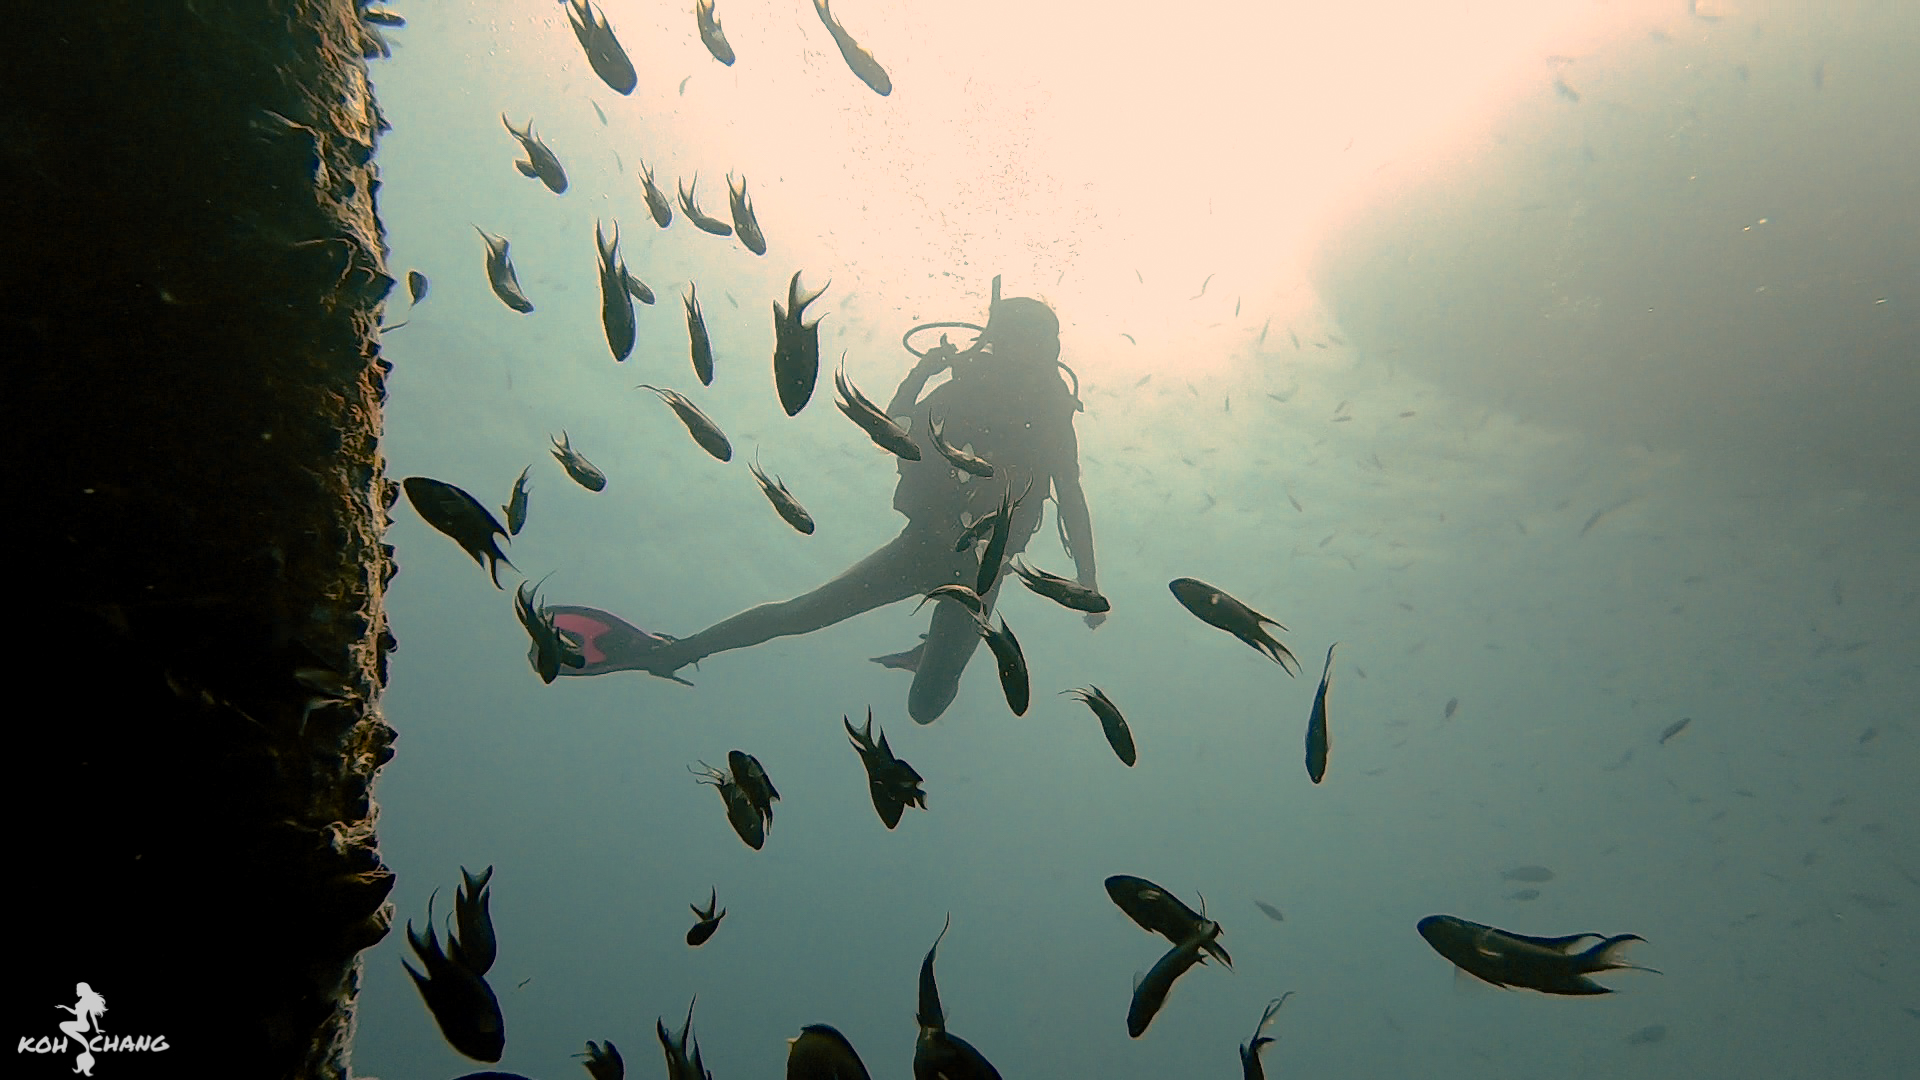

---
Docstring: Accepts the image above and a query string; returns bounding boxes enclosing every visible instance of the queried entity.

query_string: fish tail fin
[489,551,516,589]
[1585,934,1659,975]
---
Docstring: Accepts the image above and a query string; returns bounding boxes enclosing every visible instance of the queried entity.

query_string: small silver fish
[678,174,734,236]
[749,453,814,535]
[474,227,533,313]
[638,384,732,462]
[550,431,607,491]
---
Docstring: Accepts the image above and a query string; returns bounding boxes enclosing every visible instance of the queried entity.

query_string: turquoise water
[353,3,1917,1077]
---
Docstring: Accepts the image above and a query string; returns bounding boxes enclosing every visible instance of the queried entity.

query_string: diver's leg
[660,528,933,669]
[906,573,1003,724]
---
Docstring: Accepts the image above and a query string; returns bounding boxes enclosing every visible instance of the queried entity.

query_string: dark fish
[686,886,726,947]
[1168,578,1300,675]
[1128,919,1221,1037]
[1009,558,1109,613]
[1105,874,1232,968]
[591,100,608,125]
[728,749,780,828]
[1626,1023,1668,1045]
[657,997,711,1080]
[579,1039,623,1080]
[637,161,673,227]
[475,227,534,313]
[1253,900,1284,923]
[846,709,925,829]
[501,114,568,194]
[550,431,608,491]
[502,465,531,536]
[1062,686,1135,766]
[1658,717,1691,744]
[1239,994,1293,1080]
[750,453,816,534]
[1443,697,1459,720]
[928,413,995,477]
[1553,75,1581,102]
[595,220,636,361]
[1305,642,1337,784]
[813,0,891,96]
[638,384,732,461]
[972,614,1029,716]
[695,0,735,65]
[403,896,505,1062]
[565,0,637,95]
[914,917,1003,1079]
[517,576,584,683]
[912,584,984,618]
[403,477,515,588]
[727,172,766,255]
[362,7,405,27]
[1503,865,1555,883]
[450,865,497,977]
[772,271,830,416]
[1509,889,1542,901]
[833,360,919,460]
[1416,915,1658,995]
[692,761,765,849]
[683,283,715,385]
[973,481,1017,596]
[678,175,734,236]
[623,269,655,305]
[787,1024,872,1080]
[407,269,429,304]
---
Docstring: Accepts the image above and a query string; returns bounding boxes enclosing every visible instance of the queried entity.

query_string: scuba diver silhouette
[551,280,1099,723]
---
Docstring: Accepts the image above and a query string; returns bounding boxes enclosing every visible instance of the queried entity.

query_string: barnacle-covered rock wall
[3,3,397,1077]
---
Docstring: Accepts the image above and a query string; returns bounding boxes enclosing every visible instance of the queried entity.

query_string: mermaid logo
[15,983,168,1075]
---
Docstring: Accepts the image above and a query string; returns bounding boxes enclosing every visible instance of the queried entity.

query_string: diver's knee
[908,675,959,724]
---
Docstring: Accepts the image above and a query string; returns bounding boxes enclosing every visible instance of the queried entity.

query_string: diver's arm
[1057,469,1096,588]
[887,347,952,416]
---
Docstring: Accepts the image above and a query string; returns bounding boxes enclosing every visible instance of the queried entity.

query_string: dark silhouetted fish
[692,761,765,849]
[1443,696,1459,720]
[1658,717,1691,744]
[972,614,1028,716]
[912,584,983,618]
[914,916,1003,1079]
[475,227,534,313]
[1626,1023,1668,1045]
[682,284,715,385]
[813,0,891,96]
[1502,865,1554,883]
[517,576,584,684]
[727,172,766,255]
[638,383,732,461]
[1417,915,1658,995]
[834,360,919,460]
[927,412,995,477]
[550,431,608,491]
[846,709,925,829]
[1063,685,1136,766]
[502,114,567,193]
[1168,577,1300,675]
[1105,874,1232,968]
[750,453,815,534]
[566,0,637,95]
[501,465,531,536]
[787,1023,872,1080]
[1305,642,1337,784]
[638,160,673,227]
[686,886,725,947]
[1239,993,1293,1079]
[403,895,505,1062]
[407,269,429,304]
[403,476,515,588]
[1253,899,1284,923]
[1128,919,1221,1037]
[728,749,780,828]
[623,269,655,305]
[1010,558,1109,613]
[595,220,636,361]
[657,997,711,1080]
[579,1039,623,1080]
[695,0,735,65]
[973,482,1016,596]
[773,271,828,415]
[449,865,497,976]
[678,174,734,236]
